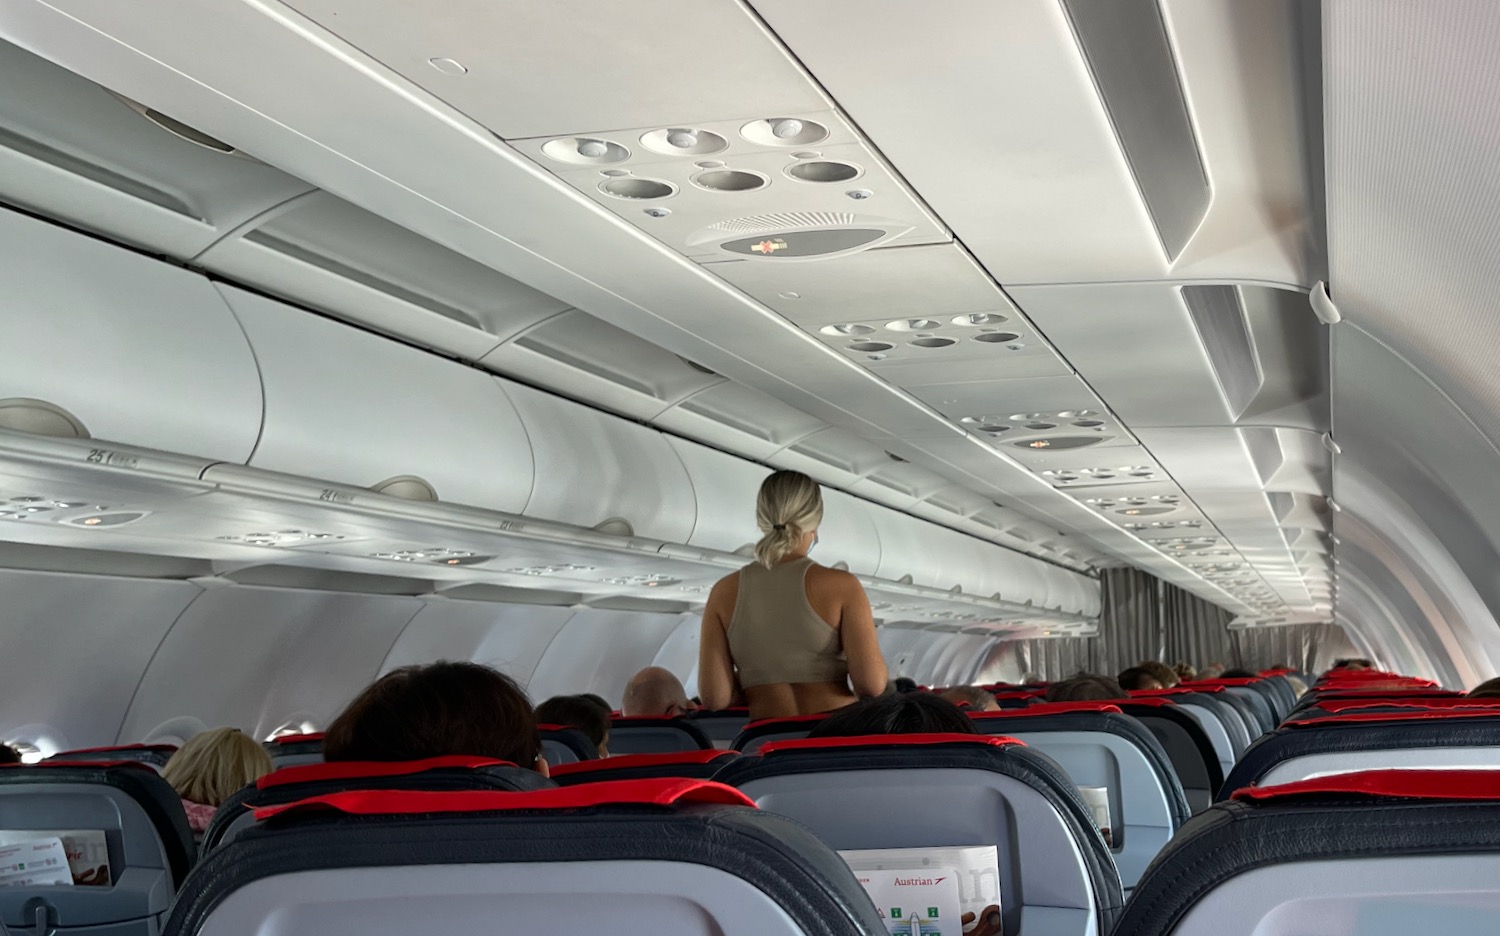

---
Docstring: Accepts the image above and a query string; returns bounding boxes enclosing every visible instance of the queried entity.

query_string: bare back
[698,556,887,720]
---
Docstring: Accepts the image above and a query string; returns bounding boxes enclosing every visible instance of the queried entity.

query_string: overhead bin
[868,507,989,595]
[0,39,313,260]
[199,190,571,361]
[499,379,695,544]
[664,437,768,554]
[220,284,536,511]
[483,309,724,423]
[0,207,263,461]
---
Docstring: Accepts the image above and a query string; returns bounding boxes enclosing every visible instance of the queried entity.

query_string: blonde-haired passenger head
[753,470,824,568]
[162,727,273,809]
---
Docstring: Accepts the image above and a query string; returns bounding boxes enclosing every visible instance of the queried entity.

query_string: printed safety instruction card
[839,845,1001,936]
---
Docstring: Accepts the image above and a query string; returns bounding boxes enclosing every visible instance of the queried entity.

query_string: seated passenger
[939,685,1001,712]
[1136,660,1181,689]
[893,676,920,694]
[535,694,611,757]
[1173,662,1198,682]
[0,743,19,765]
[1045,674,1128,702]
[808,692,979,738]
[1220,668,1258,679]
[621,666,697,718]
[1468,677,1500,700]
[1117,666,1164,691]
[1330,658,1374,671]
[161,727,273,835]
[577,692,613,714]
[1019,671,1046,686]
[697,470,888,720]
[324,661,547,774]
[1199,662,1227,679]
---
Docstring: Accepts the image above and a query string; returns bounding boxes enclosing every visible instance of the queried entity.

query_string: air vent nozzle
[0,399,90,439]
[370,475,438,501]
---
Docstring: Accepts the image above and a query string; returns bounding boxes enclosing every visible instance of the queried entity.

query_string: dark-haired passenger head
[1469,677,1500,700]
[0,744,19,765]
[808,693,979,739]
[939,686,1000,712]
[577,693,612,714]
[1044,675,1128,703]
[1135,661,1180,689]
[536,695,611,757]
[1220,668,1258,679]
[324,661,543,772]
[1117,666,1163,692]
[893,677,920,694]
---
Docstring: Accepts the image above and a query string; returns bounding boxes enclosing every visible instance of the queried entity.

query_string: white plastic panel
[118,585,424,742]
[223,284,536,511]
[501,379,695,542]
[0,569,202,753]
[378,600,578,689]
[665,437,769,553]
[525,609,688,705]
[870,508,987,592]
[653,615,703,702]
[0,207,264,461]
[199,190,571,361]
[0,38,314,259]
[815,489,883,576]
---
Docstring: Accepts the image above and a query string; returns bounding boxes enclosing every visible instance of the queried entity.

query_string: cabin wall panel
[0,569,201,754]
[118,585,423,742]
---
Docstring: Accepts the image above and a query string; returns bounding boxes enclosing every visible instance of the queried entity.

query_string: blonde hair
[753,470,824,568]
[161,727,273,807]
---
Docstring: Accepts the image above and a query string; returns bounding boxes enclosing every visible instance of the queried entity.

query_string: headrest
[549,749,737,777]
[52,743,178,756]
[609,715,695,725]
[1233,769,1500,804]
[1287,709,1500,727]
[1,759,157,772]
[257,755,512,790]
[270,732,324,745]
[740,713,830,730]
[253,778,755,820]
[758,733,1022,755]
[1189,678,1265,687]
[1312,698,1500,714]
[1115,697,1174,708]
[692,707,750,716]
[1131,686,1225,697]
[970,701,1123,717]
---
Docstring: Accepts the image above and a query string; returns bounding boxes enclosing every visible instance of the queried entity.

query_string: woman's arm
[838,573,889,697]
[697,577,739,711]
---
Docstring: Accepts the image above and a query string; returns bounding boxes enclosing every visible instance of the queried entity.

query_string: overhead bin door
[664,437,768,554]
[222,284,536,511]
[499,379,695,543]
[0,207,263,460]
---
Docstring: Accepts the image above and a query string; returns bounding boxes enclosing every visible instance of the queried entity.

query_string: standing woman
[698,470,888,720]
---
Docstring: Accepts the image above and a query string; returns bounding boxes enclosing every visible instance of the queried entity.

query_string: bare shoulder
[805,562,863,596]
[707,570,742,608]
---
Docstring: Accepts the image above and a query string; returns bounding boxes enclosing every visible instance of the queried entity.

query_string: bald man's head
[622,667,694,717]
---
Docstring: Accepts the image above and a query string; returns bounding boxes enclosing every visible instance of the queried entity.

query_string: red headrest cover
[970,701,1123,717]
[1233,769,1500,803]
[550,750,737,777]
[1287,709,1500,727]
[271,733,324,745]
[53,743,178,756]
[7,760,156,772]
[253,778,754,819]
[758,733,1022,755]
[258,755,511,790]
[741,713,832,730]
[1312,698,1500,714]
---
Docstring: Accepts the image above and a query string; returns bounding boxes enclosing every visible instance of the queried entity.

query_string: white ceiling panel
[280,0,828,137]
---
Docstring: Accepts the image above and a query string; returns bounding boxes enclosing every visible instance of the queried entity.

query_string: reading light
[771,118,803,139]
[577,139,609,158]
[666,129,698,148]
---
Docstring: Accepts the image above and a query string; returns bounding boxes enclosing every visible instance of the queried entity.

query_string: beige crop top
[726,557,849,689]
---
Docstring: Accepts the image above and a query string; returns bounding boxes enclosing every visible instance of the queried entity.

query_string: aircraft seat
[606,715,713,755]
[1131,689,1241,772]
[969,703,1188,891]
[0,761,194,936]
[264,733,324,770]
[46,744,178,771]
[163,779,888,936]
[1114,770,1500,936]
[1220,709,1500,797]
[1189,680,1278,736]
[538,725,598,765]
[713,733,1125,936]
[730,713,830,753]
[550,749,740,786]
[688,708,751,747]
[200,755,553,853]
[1115,699,1224,814]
